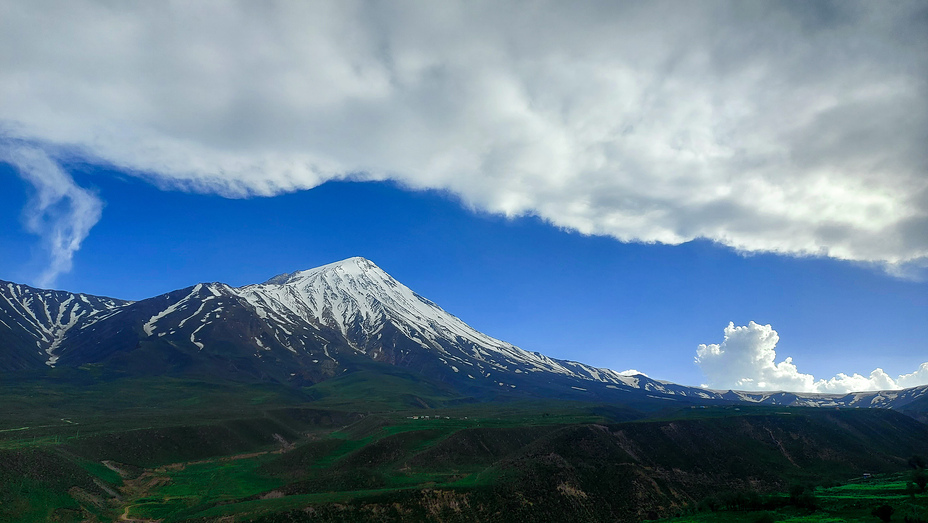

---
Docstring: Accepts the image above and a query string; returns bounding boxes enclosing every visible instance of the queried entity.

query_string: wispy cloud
[0,2,926,270]
[1,144,102,288]
[695,321,928,393]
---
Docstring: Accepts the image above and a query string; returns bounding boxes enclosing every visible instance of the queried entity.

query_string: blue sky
[1,160,925,389]
[1,1,926,392]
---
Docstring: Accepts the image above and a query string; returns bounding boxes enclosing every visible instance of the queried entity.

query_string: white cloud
[896,362,928,389]
[1,1,926,272]
[619,369,647,377]
[695,321,928,393]
[0,144,103,288]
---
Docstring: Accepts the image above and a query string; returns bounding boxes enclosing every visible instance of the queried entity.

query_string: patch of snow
[144,285,201,336]
[178,296,215,328]
[190,323,207,350]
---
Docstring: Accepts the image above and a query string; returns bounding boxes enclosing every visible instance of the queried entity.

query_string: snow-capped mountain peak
[3,259,927,416]
[237,257,498,354]
[230,257,647,388]
[264,257,381,285]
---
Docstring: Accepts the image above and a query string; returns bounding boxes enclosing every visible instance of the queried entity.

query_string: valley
[1,371,927,522]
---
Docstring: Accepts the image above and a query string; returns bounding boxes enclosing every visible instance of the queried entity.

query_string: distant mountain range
[2,257,926,414]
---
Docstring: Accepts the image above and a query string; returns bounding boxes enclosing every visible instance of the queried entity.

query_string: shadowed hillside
[2,377,925,523]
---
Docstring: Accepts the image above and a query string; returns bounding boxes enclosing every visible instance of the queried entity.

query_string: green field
[656,473,928,523]
[1,372,927,522]
[0,373,632,521]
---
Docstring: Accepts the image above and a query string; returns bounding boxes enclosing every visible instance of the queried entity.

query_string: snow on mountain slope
[141,282,226,337]
[230,257,642,387]
[221,258,928,408]
[0,280,128,366]
[2,260,926,414]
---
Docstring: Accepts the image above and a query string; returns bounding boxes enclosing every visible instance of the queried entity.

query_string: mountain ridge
[2,257,926,414]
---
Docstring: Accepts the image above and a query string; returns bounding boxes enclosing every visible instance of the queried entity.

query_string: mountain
[1,257,926,412]
[0,281,127,370]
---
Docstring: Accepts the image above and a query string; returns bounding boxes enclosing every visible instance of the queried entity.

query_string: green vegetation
[657,473,928,522]
[1,374,926,522]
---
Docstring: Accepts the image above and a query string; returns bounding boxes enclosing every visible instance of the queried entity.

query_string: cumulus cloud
[1,144,103,288]
[695,322,928,393]
[1,1,927,271]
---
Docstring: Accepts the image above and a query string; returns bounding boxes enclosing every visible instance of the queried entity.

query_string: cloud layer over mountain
[696,321,928,393]
[1,1,927,276]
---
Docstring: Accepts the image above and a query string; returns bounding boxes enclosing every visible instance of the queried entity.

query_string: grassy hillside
[656,471,928,522]
[1,374,926,522]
